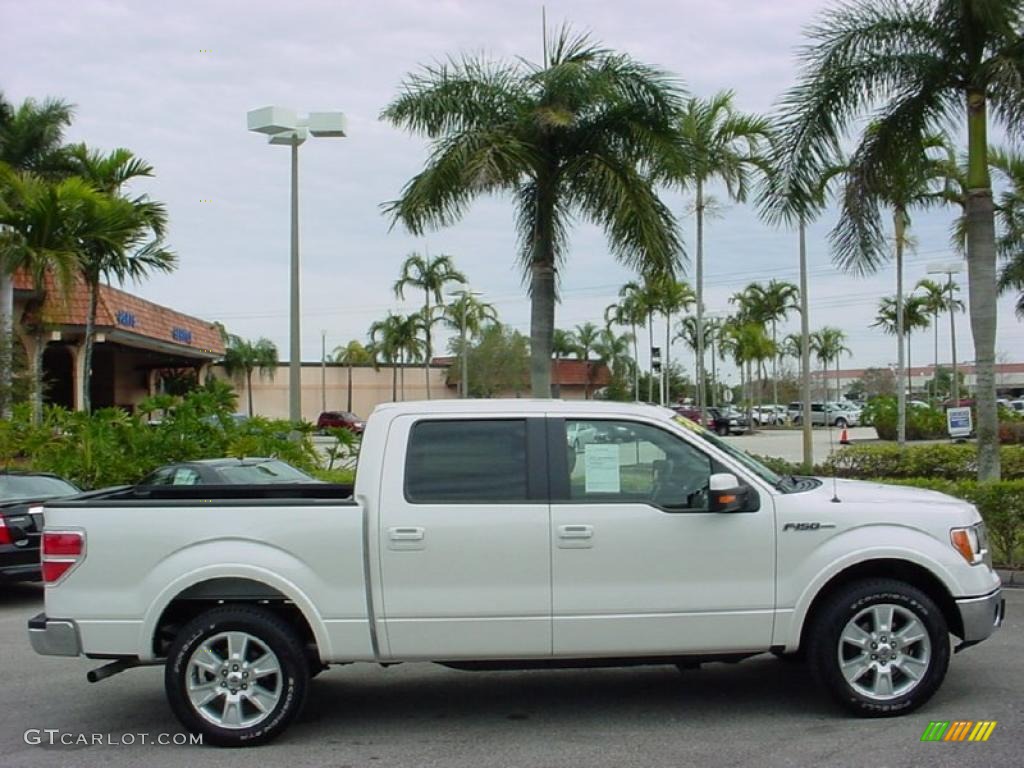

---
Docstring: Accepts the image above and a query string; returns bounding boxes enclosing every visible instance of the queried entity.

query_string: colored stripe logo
[921,721,997,742]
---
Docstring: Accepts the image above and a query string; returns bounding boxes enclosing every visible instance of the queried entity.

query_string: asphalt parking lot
[723,426,879,464]
[1,584,1020,768]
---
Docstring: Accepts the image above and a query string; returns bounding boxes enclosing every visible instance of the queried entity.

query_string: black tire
[717,424,729,436]
[165,605,310,747]
[808,579,949,717]
[835,417,848,429]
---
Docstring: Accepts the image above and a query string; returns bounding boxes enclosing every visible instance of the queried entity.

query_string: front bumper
[955,589,1005,648]
[28,613,82,657]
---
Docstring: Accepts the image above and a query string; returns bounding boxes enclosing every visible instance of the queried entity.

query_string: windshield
[0,474,79,502]
[670,415,782,486]
[217,461,317,484]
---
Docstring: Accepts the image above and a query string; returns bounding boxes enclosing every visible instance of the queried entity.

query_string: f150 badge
[783,522,837,531]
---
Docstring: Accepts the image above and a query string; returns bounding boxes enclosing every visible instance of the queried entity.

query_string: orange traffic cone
[839,427,850,445]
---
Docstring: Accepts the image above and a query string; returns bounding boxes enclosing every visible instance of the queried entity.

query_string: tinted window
[563,420,711,510]
[0,474,78,502]
[217,461,315,484]
[406,420,528,503]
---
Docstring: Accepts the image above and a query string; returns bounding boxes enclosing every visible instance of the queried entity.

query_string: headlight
[950,524,988,566]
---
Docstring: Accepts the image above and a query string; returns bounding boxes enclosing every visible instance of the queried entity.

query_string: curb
[995,569,1022,588]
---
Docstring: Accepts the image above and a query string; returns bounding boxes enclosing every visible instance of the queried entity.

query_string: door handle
[558,524,593,539]
[389,526,425,541]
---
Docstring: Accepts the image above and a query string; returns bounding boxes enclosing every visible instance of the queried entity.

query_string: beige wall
[211,363,596,421]
[212,364,457,421]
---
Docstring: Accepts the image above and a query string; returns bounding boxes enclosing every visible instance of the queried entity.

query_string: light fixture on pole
[447,289,482,398]
[247,106,346,424]
[927,261,964,405]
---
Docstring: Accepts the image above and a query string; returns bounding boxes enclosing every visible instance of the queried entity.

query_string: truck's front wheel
[165,606,309,747]
[809,579,949,716]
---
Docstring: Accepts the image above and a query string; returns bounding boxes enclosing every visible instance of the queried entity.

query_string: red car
[316,411,365,434]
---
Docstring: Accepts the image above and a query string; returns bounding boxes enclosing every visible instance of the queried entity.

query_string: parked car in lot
[316,411,365,434]
[751,404,786,425]
[0,472,79,583]
[30,400,1003,746]
[138,458,320,486]
[672,405,745,435]
[792,402,859,428]
[1010,400,1024,414]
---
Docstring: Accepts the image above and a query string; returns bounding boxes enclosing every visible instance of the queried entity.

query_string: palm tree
[675,315,713,403]
[551,329,577,360]
[604,292,645,401]
[771,0,1024,480]
[382,27,684,398]
[68,145,175,412]
[655,91,771,420]
[810,327,851,405]
[593,327,634,396]
[873,295,931,401]
[741,280,799,409]
[0,93,74,414]
[653,277,695,403]
[990,147,1024,317]
[222,335,278,416]
[369,313,426,401]
[572,322,602,399]
[916,278,965,401]
[393,251,466,399]
[443,291,498,397]
[621,278,663,403]
[332,340,373,413]
[0,170,92,422]
[829,130,951,444]
[721,319,774,425]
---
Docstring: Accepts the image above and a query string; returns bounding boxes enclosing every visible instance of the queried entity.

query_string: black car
[0,472,80,583]
[138,457,321,486]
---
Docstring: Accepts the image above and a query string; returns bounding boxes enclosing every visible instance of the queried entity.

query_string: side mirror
[709,472,750,513]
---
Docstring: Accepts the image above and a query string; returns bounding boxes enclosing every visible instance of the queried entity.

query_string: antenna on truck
[826,410,841,503]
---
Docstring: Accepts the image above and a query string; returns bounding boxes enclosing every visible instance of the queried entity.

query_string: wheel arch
[795,559,962,653]
[144,571,328,663]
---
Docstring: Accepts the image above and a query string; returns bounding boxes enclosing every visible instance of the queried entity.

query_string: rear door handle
[389,526,424,541]
[558,524,593,538]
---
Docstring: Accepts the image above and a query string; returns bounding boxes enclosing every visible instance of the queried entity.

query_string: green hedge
[820,444,1024,480]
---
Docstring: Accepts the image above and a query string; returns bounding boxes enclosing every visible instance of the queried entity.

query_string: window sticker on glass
[584,443,621,493]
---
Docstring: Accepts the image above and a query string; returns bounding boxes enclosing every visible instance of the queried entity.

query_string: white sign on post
[946,407,972,439]
[584,444,621,493]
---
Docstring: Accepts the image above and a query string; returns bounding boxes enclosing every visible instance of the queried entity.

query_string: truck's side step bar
[87,658,158,683]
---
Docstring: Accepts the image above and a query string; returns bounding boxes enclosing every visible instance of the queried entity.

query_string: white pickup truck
[29,400,1004,747]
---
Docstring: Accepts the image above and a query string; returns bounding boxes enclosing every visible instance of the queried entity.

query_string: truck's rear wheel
[165,606,309,747]
[809,579,949,716]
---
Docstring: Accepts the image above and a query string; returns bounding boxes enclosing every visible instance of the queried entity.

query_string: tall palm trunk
[529,179,556,398]
[346,364,353,412]
[695,179,706,422]
[664,311,671,404]
[906,331,912,397]
[631,321,639,402]
[771,320,779,415]
[30,328,46,425]
[647,312,655,402]
[799,219,813,472]
[400,352,406,401]
[0,272,13,418]
[894,210,907,446]
[933,309,939,401]
[391,360,397,402]
[246,369,254,416]
[82,281,99,413]
[423,287,432,399]
[966,90,1000,481]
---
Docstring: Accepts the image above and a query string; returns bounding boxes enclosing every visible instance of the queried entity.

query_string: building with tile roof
[13,271,225,412]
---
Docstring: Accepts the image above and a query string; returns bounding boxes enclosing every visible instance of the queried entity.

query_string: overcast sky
[3,0,1022,386]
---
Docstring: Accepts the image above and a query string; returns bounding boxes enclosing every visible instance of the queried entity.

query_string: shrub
[821,444,1024,480]
[15,385,321,489]
[862,396,947,440]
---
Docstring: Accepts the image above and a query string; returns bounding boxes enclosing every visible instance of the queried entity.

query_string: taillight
[41,529,85,584]
[0,518,10,546]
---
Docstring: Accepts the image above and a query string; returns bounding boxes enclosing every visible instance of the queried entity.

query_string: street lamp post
[320,330,327,413]
[928,261,964,404]
[247,106,346,424]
